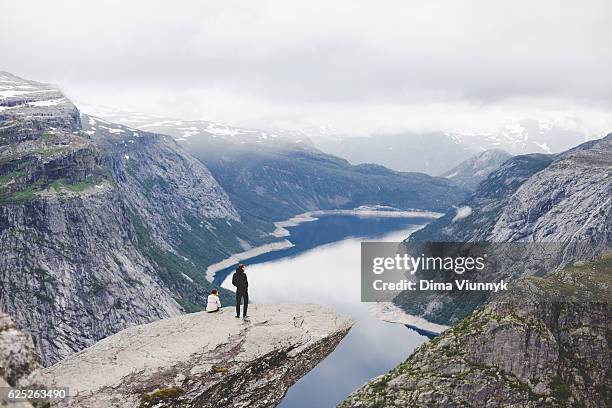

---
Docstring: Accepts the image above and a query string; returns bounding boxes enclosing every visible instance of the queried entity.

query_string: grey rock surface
[394,134,612,325]
[441,148,512,190]
[490,136,612,246]
[0,313,38,408]
[341,255,611,407]
[0,313,38,386]
[32,304,353,408]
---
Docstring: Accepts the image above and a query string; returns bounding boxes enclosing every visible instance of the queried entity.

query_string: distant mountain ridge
[77,106,313,150]
[460,119,588,155]
[313,132,477,175]
[84,108,469,224]
[441,149,513,190]
[311,120,587,174]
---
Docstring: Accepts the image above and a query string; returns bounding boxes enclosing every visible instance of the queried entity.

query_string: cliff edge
[29,304,352,408]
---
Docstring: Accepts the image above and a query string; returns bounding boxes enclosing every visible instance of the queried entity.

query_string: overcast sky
[2,0,611,135]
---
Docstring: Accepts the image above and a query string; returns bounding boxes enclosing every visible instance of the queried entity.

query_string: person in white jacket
[206,289,222,313]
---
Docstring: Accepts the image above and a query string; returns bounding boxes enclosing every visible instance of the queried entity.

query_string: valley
[1,70,609,408]
[2,3,611,407]
[0,72,465,369]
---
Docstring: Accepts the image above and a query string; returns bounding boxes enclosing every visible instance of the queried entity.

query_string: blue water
[215,214,432,408]
[213,214,434,286]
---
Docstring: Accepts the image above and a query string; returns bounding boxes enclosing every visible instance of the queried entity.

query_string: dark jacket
[232,268,248,291]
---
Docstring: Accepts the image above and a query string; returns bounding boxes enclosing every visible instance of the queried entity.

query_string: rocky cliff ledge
[341,255,611,407]
[29,304,352,408]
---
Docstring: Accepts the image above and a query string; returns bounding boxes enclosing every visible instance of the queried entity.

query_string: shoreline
[206,207,443,283]
[272,206,443,238]
[368,302,449,335]
[205,239,294,281]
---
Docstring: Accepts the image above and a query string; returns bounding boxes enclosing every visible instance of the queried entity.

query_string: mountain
[79,106,313,150]
[461,119,588,155]
[343,133,612,407]
[393,134,612,325]
[0,72,267,366]
[312,132,477,174]
[83,110,469,223]
[0,72,468,367]
[311,120,587,175]
[412,134,611,243]
[441,149,512,190]
[341,254,611,407]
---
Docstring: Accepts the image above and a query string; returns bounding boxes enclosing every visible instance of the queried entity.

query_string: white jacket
[206,294,221,312]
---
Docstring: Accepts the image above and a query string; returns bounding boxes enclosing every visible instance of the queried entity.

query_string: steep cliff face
[0,73,260,366]
[489,136,612,246]
[341,255,611,407]
[393,135,611,325]
[30,304,353,408]
[81,115,276,309]
[441,149,512,191]
[410,152,556,242]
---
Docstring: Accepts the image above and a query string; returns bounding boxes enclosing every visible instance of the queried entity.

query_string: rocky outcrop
[341,255,611,407]
[0,313,39,408]
[29,304,353,408]
[0,313,38,387]
[441,148,512,190]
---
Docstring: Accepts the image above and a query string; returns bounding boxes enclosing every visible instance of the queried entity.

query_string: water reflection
[219,216,430,408]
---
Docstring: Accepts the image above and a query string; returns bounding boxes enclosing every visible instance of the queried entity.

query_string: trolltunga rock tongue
[34,304,353,408]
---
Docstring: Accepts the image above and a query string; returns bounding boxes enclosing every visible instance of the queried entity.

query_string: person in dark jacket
[232,264,248,318]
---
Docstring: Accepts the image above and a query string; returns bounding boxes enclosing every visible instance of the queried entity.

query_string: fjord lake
[216,214,433,407]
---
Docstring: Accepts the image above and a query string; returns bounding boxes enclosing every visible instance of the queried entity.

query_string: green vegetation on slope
[128,209,234,310]
[340,254,612,407]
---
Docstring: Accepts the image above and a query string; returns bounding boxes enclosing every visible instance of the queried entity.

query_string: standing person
[206,288,221,313]
[232,264,249,318]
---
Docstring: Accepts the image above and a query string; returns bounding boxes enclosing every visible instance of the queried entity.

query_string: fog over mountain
[2,0,611,141]
[312,120,587,174]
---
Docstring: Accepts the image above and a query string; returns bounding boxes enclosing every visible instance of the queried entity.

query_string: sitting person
[206,289,221,313]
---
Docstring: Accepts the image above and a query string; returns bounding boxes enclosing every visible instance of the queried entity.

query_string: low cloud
[1,0,611,134]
